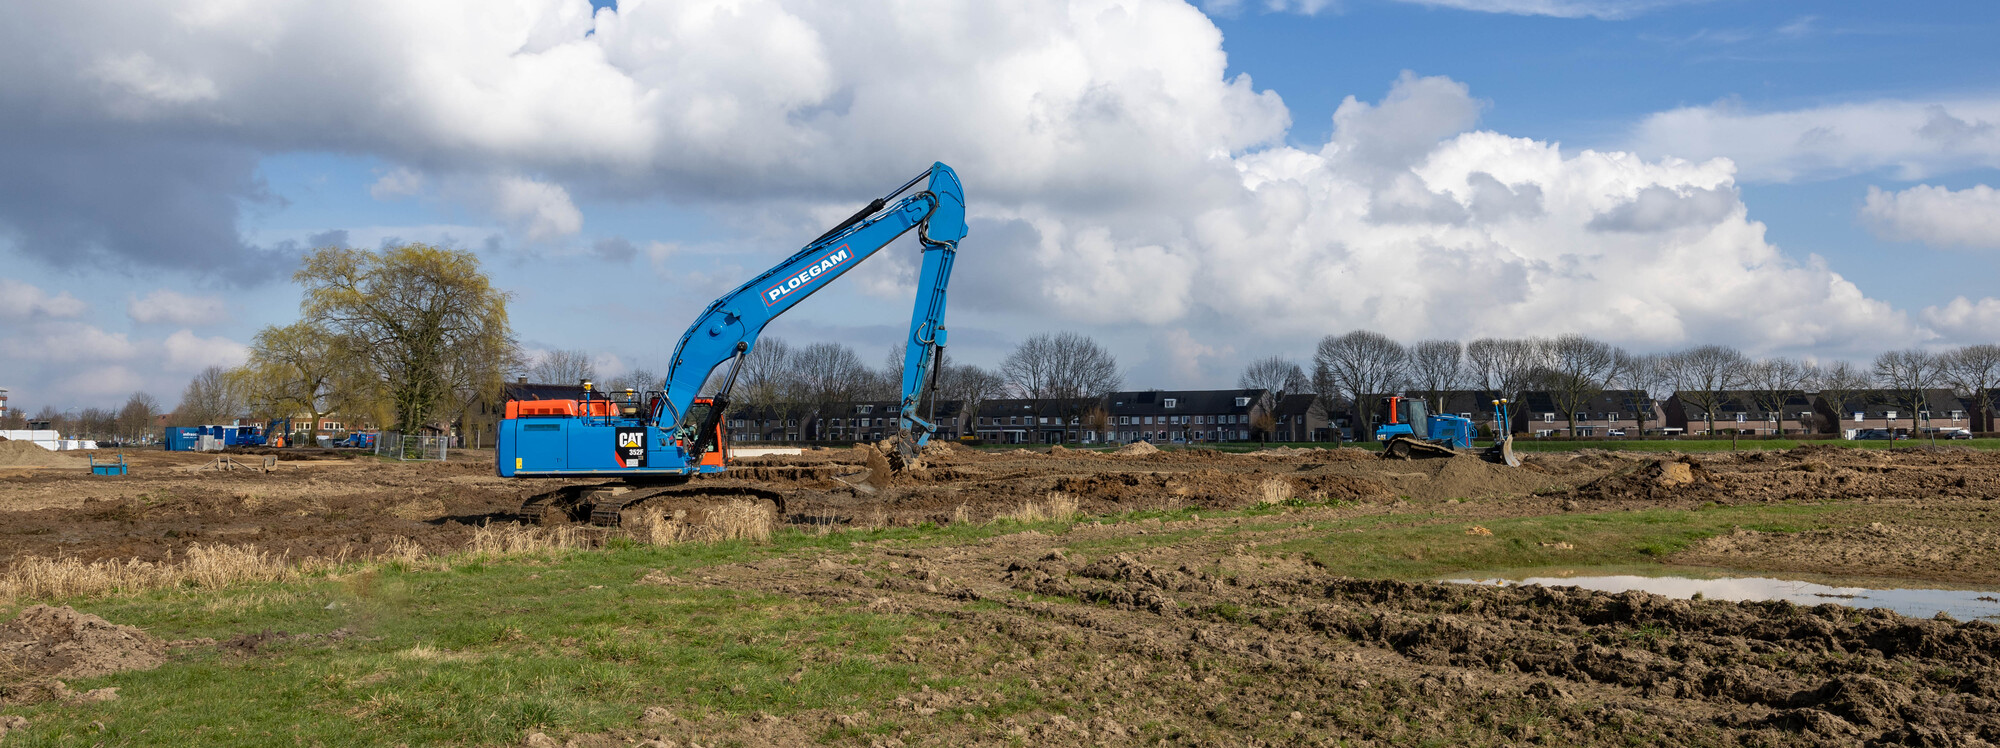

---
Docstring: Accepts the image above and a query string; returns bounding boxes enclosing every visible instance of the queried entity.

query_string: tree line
[1254,331,2000,440]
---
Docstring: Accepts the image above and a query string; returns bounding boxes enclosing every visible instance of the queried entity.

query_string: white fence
[375,432,448,462]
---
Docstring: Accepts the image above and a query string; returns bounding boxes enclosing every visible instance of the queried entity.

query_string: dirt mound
[1362,454,1559,500]
[1046,444,1070,455]
[0,442,87,469]
[0,605,166,684]
[1570,456,1720,502]
[1112,441,1160,457]
[919,440,968,457]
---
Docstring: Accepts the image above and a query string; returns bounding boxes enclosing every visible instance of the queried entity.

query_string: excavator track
[516,481,787,527]
[1381,434,1520,467]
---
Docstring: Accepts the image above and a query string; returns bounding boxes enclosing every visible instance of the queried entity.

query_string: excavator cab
[1380,396,1430,440]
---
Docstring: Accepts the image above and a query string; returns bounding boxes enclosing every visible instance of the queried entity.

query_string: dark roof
[1815,389,1968,415]
[1431,390,1655,417]
[729,400,966,420]
[1273,393,1319,417]
[1669,391,1819,419]
[1104,389,1265,416]
[974,398,1096,419]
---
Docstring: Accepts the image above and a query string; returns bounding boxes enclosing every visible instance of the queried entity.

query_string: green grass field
[0,497,1861,746]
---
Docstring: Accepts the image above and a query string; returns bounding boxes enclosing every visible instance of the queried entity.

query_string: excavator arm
[658,162,967,453]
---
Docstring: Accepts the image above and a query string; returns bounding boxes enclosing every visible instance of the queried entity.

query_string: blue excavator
[496,163,967,524]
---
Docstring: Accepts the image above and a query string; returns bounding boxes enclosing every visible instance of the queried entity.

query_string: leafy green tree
[296,243,515,433]
[239,321,369,435]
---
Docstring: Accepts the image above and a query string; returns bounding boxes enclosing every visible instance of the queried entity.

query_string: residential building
[1666,391,1822,436]
[1270,393,1333,442]
[1102,389,1268,444]
[1512,390,1666,437]
[972,398,1099,444]
[1812,389,1972,437]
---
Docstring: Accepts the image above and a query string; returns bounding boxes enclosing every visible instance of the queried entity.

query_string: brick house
[1270,393,1333,442]
[1510,390,1664,437]
[1666,391,1822,436]
[809,400,968,443]
[1103,389,1268,444]
[971,398,1098,444]
[1813,389,1972,437]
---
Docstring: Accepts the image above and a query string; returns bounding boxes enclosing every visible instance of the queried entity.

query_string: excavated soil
[0,442,89,469]
[6,443,2000,743]
[589,525,2000,747]
[0,605,164,690]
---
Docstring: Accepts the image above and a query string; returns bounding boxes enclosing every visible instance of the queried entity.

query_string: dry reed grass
[466,523,590,556]
[0,544,319,602]
[1000,492,1078,523]
[1258,478,1294,505]
[626,500,773,544]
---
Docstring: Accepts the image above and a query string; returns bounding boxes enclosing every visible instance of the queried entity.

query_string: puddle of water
[1447,574,2000,622]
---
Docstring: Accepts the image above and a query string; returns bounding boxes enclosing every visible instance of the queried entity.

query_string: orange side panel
[513,400,579,417]
[699,423,728,468]
[582,400,618,417]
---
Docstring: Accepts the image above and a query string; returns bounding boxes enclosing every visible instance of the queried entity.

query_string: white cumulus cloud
[0,279,88,320]
[0,0,1991,388]
[1862,184,2000,250]
[128,288,229,325]
[1632,99,2000,183]
[487,175,584,243]
[162,329,248,370]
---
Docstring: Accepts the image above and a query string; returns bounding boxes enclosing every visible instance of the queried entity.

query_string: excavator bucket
[1487,436,1521,467]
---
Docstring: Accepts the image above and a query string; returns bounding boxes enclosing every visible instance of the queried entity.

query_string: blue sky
[2,0,1998,413]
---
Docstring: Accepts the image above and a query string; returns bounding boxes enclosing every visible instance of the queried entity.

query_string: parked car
[1852,429,1909,441]
[1606,429,1627,437]
[1946,430,1974,440]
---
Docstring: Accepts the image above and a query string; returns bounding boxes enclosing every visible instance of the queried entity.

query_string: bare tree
[175,366,244,426]
[1939,344,2000,432]
[737,337,793,409]
[788,342,870,437]
[1238,355,1309,409]
[1466,337,1547,432]
[1002,332,1122,404]
[115,392,161,443]
[1745,357,1810,436]
[1874,348,1941,442]
[938,363,1006,430]
[610,368,662,394]
[1614,353,1671,436]
[1657,345,1749,436]
[530,349,596,385]
[1312,330,1408,441]
[1814,361,1873,437]
[1407,340,1464,415]
[1542,334,1621,437]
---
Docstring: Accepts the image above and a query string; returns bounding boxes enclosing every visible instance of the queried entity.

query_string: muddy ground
[3,442,1997,582]
[4,443,2000,745]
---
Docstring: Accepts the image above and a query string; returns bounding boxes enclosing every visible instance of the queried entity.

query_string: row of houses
[474,377,1998,446]
[1427,388,1987,438]
[723,387,1305,445]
